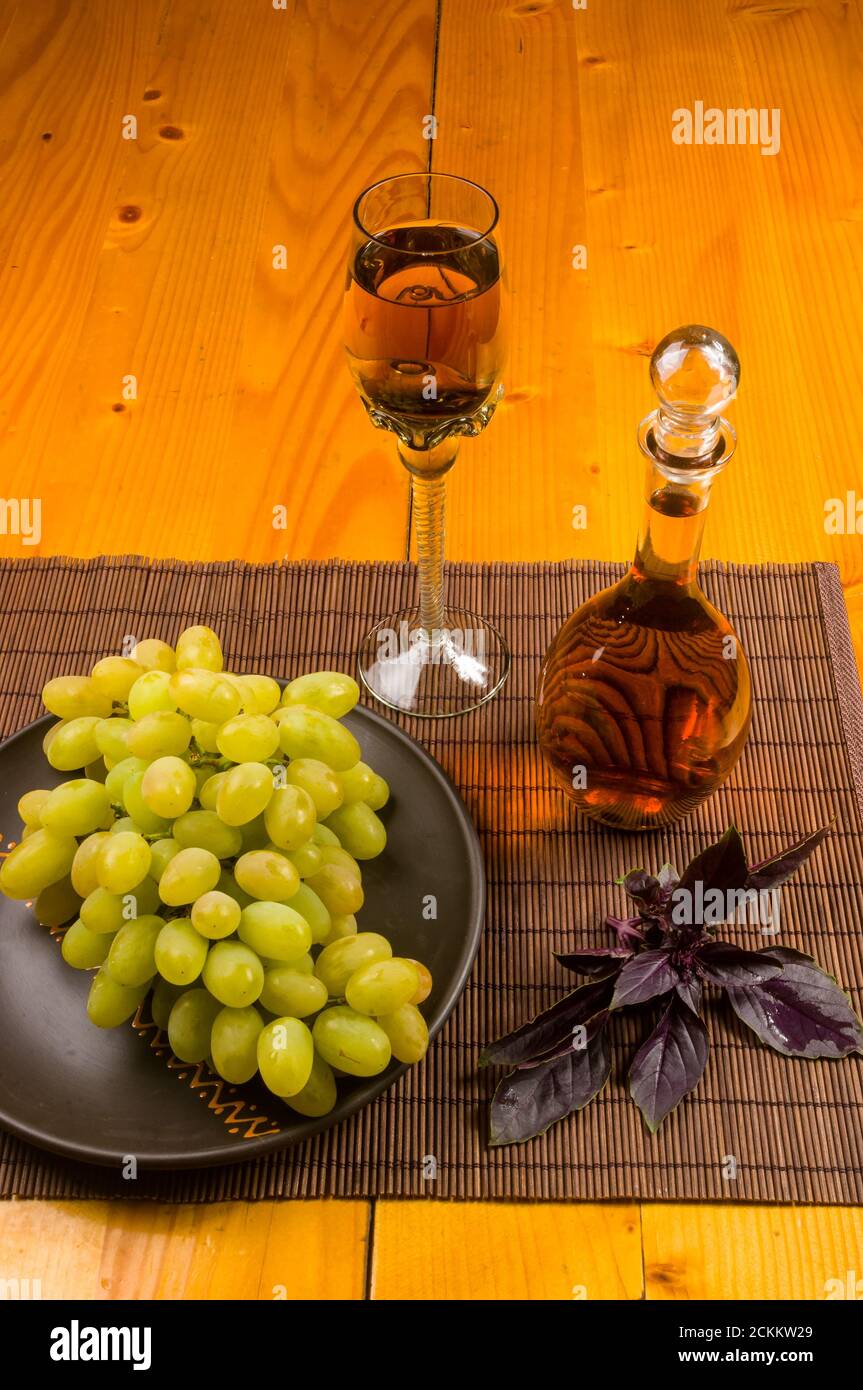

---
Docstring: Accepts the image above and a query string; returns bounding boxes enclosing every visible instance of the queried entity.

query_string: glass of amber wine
[343,172,510,717]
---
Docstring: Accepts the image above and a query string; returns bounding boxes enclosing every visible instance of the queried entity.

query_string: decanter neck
[631,457,716,588]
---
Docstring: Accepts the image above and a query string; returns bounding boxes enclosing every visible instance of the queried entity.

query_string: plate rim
[0,701,485,1170]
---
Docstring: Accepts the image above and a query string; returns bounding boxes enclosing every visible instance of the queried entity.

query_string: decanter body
[536,326,752,831]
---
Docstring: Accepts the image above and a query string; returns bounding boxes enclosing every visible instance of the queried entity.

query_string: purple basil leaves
[482,822,862,1143]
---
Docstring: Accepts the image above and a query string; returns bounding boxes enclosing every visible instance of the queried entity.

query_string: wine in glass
[343,172,509,717]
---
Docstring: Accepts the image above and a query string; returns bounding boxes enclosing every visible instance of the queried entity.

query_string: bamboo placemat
[0,557,861,1203]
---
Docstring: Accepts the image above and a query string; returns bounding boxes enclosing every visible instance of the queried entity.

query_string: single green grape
[276,705,360,771]
[17,788,51,827]
[263,785,316,851]
[317,845,362,879]
[284,758,344,819]
[175,624,224,672]
[121,771,173,835]
[110,816,145,835]
[127,669,177,720]
[216,762,275,826]
[202,940,264,1007]
[284,1051,337,1117]
[338,761,377,805]
[79,878,161,934]
[62,918,112,970]
[0,828,78,899]
[312,1006,392,1077]
[106,914,165,987]
[40,779,112,836]
[259,965,328,1018]
[45,716,103,771]
[96,831,152,894]
[86,969,150,1028]
[191,718,221,753]
[193,765,218,799]
[314,932,392,996]
[197,769,227,810]
[91,655,145,703]
[325,802,386,860]
[305,862,364,916]
[94,717,134,764]
[320,912,358,948]
[169,668,242,723]
[147,837,181,883]
[126,711,192,760]
[151,976,186,1031]
[256,1017,314,1097]
[283,841,323,879]
[171,809,242,859]
[281,671,360,719]
[158,847,221,906]
[345,958,420,1016]
[238,900,311,963]
[234,849,299,903]
[227,672,280,715]
[167,988,222,1063]
[104,755,149,804]
[216,713,280,763]
[140,755,196,819]
[42,675,112,720]
[154,918,209,985]
[34,874,82,928]
[365,773,390,811]
[378,1003,429,1064]
[287,881,331,944]
[211,1005,265,1083]
[311,823,341,849]
[131,638,176,673]
[404,958,433,1005]
[191,889,241,940]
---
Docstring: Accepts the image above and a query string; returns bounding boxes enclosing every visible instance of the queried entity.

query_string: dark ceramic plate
[0,704,484,1169]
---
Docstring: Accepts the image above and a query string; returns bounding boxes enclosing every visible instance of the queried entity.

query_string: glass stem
[398,438,458,638]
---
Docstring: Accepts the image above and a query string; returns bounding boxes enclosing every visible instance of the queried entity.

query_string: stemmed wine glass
[343,172,510,717]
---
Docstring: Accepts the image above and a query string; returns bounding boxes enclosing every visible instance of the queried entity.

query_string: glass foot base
[357,607,510,718]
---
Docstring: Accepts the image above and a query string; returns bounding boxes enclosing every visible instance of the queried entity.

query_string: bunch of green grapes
[0,626,432,1117]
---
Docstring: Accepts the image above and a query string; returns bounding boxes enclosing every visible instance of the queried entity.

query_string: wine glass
[343,172,510,717]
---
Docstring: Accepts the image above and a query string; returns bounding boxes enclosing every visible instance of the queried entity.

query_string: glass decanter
[536,325,752,831]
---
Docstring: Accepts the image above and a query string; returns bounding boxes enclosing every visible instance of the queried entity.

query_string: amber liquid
[536,490,752,830]
[343,222,503,430]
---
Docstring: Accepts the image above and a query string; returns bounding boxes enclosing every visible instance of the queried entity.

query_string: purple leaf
[725,947,863,1058]
[697,941,785,989]
[677,825,748,897]
[611,948,678,1009]
[554,947,633,978]
[606,914,645,947]
[746,824,833,893]
[617,869,662,911]
[489,1015,611,1145]
[479,977,614,1069]
[629,996,709,1132]
[657,863,680,895]
[676,973,702,1013]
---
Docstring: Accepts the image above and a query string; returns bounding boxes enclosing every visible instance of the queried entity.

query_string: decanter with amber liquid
[536,325,752,831]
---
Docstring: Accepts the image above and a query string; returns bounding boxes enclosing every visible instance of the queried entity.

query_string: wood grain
[643,1204,863,1301]
[371,1201,644,1300]
[0,1199,368,1300]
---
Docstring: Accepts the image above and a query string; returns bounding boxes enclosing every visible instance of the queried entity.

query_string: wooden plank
[371,1201,643,1300]
[0,1200,368,1300]
[643,1204,863,1301]
[0,0,437,563]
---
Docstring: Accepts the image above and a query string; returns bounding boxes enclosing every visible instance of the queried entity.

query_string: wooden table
[1,0,861,1300]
